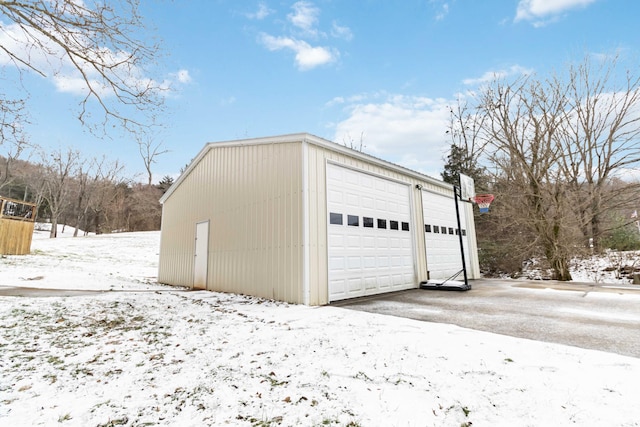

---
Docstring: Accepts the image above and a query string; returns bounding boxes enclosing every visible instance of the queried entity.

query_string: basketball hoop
[472,194,495,213]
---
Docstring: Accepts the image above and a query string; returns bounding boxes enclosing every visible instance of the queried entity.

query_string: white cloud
[254,1,348,70]
[259,33,336,70]
[173,69,192,84]
[331,94,452,178]
[52,75,111,97]
[331,21,353,41]
[515,0,597,23]
[0,21,65,71]
[0,21,179,99]
[288,1,320,36]
[435,3,450,21]
[462,65,533,86]
[219,96,236,106]
[246,2,273,20]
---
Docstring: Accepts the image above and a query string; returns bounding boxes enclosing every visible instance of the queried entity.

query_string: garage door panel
[328,256,345,271]
[363,256,376,269]
[345,170,359,184]
[346,234,360,248]
[364,277,377,290]
[346,192,359,207]
[328,163,416,301]
[362,236,375,248]
[377,256,389,267]
[422,190,472,280]
[329,279,345,297]
[328,189,343,203]
[362,196,374,209]
[347,278,362,294]
[376,236,389,247]
[391,256,403,267]
[361,176,373,188]
[328,233,344,247]
[378,275,391,288]
[390,237,402,249]
[347,256,361,270]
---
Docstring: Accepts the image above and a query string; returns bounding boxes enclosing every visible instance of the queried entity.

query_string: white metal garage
[422,190,472,280]
[327,163,415,301]
[158,133,480,306]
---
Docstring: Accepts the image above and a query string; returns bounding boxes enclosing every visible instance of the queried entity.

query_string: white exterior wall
[159,141,305,303]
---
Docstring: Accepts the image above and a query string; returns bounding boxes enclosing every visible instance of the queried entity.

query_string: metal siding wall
[158,142,304,303]
[305,146,326,305]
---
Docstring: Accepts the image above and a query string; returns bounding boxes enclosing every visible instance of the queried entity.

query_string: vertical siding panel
[159,140,304,303]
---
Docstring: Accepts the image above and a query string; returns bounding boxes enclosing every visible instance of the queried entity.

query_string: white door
[327,164,415,301]
[422,190,471,280]
[194,221,209,289]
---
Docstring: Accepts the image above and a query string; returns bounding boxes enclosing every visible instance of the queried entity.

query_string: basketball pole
[453,185,469,289]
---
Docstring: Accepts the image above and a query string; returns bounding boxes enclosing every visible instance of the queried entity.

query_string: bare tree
[0,96,30,192]
[442,96,489,188]
[38,147,79,238]
[137,134,168,186]
[342,131,366,152]
[70,156,92,236]
[0,0,165,134]
[557,55,640,251]
[479,75,577,280]
[86,157,126,234]
[475,55,640,278]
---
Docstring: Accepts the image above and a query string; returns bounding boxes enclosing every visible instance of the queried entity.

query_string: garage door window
[402,222,410,231]
[433,225,440,233]
[390,220,399,230]
[330,212,343,225]
[363,217,374,228]
[348,215,359,226]
[377,219,387,229]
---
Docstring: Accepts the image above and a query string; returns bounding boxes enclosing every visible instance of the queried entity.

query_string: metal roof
[160,133,451,204]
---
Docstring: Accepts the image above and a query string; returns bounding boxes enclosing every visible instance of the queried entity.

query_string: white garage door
[327,163,415,301]
[422,190,471,280]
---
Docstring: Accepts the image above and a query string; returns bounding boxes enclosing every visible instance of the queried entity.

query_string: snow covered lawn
[1,231,639,426]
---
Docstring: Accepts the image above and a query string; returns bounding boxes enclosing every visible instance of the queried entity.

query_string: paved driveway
[332,279,640,359]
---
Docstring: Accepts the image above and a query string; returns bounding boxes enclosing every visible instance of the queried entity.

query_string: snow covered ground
[1,230,639,426]
[520,250,640,284]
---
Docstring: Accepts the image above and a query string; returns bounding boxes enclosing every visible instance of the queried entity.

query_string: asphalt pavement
[332,279,640,359]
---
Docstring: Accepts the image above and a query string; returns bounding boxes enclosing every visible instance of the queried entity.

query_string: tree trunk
[550,256,572,281]
[49,218,58,238]
[590,194,602,253]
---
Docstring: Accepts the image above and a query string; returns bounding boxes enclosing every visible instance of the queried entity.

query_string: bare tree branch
[0,0,166,134]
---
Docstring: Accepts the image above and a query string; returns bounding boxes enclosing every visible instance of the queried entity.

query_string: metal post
[454,186,468,288]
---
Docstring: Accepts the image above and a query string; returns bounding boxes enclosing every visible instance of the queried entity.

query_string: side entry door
[194,221,209,290]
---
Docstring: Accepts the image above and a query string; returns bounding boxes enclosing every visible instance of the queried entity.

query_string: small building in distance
[158,133,480,305]
[0,196,37,255]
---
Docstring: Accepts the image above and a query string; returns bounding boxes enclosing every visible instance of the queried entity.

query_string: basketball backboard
[459,173,475,201]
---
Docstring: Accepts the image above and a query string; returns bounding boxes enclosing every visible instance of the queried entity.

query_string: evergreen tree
[441,143,487,189]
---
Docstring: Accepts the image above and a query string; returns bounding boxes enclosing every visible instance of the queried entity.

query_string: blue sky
[2,0,640,182]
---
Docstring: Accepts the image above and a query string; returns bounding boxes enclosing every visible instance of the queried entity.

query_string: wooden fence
[0,197,37,255]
